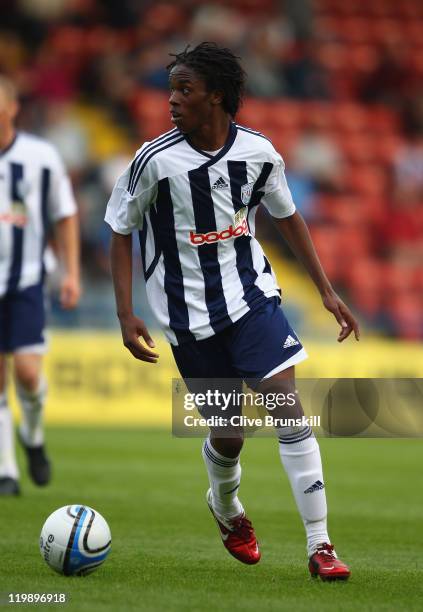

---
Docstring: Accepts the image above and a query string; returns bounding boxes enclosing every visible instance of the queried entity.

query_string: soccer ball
[39,505,112,576]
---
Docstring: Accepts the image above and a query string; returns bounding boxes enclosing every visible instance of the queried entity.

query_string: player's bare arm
[110,231,158,363]
[54,214,81,309]
[273,210,360,342]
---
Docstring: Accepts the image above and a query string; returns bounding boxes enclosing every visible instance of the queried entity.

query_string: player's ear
[210,90,223,106]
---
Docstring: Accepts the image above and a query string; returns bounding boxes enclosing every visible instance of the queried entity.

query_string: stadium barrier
[8,332,423,426]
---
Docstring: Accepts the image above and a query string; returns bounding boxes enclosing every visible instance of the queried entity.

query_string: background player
[106,43,359,580]
[0,76,80,495]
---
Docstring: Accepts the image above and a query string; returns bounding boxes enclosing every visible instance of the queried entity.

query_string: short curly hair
[167,42,246,117]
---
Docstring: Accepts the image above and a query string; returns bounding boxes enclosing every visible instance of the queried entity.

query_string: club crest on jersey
[241,181,254,205]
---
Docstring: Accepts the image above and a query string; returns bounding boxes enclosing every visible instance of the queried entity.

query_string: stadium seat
[366,107,400,134]
[315,195,361,224]
[345,256,384,317]
[373,134,403,164]
[309,226,343,281]
[341,17,374,44]
[387,292,423,340]
[348,45,380,73]
[346,165,388,197]
[128,88,171,139]
[339,134,378,164]
[270,102,303,130]
[332,103,369,132]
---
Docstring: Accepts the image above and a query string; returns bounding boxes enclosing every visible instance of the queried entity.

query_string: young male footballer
[0,76,80,495]
[106,43,360,580]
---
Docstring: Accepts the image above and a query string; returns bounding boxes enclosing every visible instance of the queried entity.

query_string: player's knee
[258,378,304,420]
[210,434,244,458]
[15,367,41,393]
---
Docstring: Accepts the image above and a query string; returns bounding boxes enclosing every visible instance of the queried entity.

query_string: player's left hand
[322,289,360,342]
[60,274,81,309]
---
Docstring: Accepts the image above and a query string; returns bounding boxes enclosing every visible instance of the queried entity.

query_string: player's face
[169,65,222,134]
[0,89,18,138]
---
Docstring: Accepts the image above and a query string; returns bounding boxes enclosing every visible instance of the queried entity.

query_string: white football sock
[202,436,244,521]
[0,392,19,479]
[278,426,330,557]
[17,378,47,447]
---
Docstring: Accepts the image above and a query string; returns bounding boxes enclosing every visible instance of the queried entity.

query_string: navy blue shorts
[172,297,307,388]
[0,283,46,353]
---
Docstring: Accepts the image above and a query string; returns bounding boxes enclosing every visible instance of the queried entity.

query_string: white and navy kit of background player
[106,122,307,382]
[0,132,77,353]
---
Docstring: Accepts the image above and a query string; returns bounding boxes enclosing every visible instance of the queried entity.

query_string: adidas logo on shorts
[212,176,229,190]
[283,334,299,349]
[304,480,325,494]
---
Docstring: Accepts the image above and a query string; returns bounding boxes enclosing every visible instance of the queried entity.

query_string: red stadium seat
[315,42,349,71]
[341,17,374,44]
[371,18,404,45]
[373,134,403,164]
[346,165,388,197]
[309,226,344,281]
[387,292,423,340]
[332,103,369,132]
[270,129,300,159]
[339,134,378,164]
[270,102,303,130]
[128,88,171,140]
[380,262,421,295]
[366,107,401,134]
[315,195,371,225]
[237,99,277,133]
[345,256,384,317]
[399,1,423,19]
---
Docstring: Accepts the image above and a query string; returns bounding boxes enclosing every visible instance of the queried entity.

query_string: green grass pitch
[0,428,422,611]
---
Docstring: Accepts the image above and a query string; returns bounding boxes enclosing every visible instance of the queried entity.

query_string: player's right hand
[119,314,159,363]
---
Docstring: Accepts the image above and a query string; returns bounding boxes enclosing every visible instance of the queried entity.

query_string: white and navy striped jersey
[105,122,296,345]
[0,132,77,296]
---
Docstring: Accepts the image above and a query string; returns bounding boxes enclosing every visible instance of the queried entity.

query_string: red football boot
[206,489,261,565]
[309,543,351,581]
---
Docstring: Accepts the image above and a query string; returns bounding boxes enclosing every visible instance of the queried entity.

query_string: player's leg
[203,427,244,519]
[172,335,245,516]
[203,426,259,564]
[14,352,46,445]
[258,369,330,548]
[13,351,50,485]
[172,336,260,564]
[9,283,50,485]
[0,353,20,495]
[230,297,349,578]
[257,367,350,580]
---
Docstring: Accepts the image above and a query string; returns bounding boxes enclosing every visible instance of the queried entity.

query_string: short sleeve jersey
[105,122,296,345]
[0,132,77,295]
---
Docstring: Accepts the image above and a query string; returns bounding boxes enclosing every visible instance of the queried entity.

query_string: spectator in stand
[243,17,294,98]
[283,41,331,100]
[41,103,89,179]
[359,43,411,108]
[393,137,423,205]
[291,118,344,194]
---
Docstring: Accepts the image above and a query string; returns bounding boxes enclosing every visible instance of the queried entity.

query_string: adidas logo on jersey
[211,176,229,190]
[304,480,325,494]
[283,335,299,349]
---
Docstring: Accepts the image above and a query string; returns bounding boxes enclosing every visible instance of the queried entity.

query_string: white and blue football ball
[39,505,111,576]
